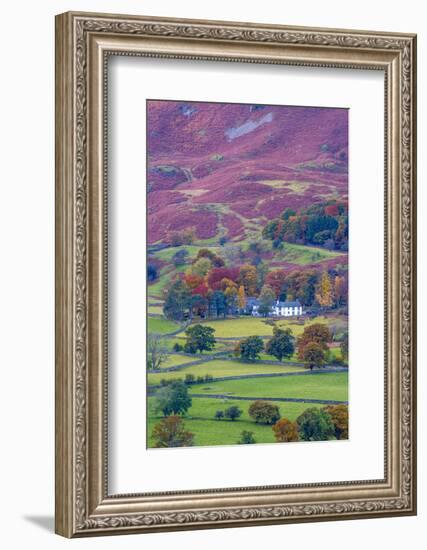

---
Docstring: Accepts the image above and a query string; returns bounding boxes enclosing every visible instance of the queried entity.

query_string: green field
[272,242,343,265]
[147,396,312,447]
[189,372,348,402]
[148,304,164,315]
[179,315,340,339]
[147,358,305,385]
[148,317,181,335]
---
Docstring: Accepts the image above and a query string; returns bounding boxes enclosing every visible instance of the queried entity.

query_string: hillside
[147,100,348,245]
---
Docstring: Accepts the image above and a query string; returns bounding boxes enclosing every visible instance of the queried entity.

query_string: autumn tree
[184,324,216,354]
[334,275,347,307]
[195,248,225,267]
[237,285,247,311]
[147,335,168,370]
[265,270,288,298]
[238,264,258,296]
[266,327,295,362]
[323,404,349,440]
[272,418,300,442]
[189,257,212,277]
[315,270,334,308]
[300,341,326,370]
[235,335,264,362]
[183,273,204,291]
[258,284,276,316]
[155,380,192,417]
[151,416,194,448]
[168,227,196,246]
[296,407,336,441]
[248,401,280,425]
[297,323,332,357]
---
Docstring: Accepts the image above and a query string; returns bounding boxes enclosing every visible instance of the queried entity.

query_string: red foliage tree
[265,270,287,298]
[207,267,240,290]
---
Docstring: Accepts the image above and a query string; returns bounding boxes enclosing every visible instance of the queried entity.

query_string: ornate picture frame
[55,11,417,537]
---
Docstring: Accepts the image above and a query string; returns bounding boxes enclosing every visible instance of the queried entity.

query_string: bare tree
[147,335,169,370]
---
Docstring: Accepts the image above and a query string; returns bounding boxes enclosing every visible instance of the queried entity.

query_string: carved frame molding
[55,11,416,537]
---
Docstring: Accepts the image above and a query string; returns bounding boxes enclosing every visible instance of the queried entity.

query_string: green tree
[257,284,276,316]
[189,257,212,277]
[210,290,227,318]
[147,334,168,370]
[238,430,256,444]
[214,410,224,420]
[296,407,336,441]
[155,380,192,417]
[265,327,295,361]
[224,406,242,421]
[163,279,191,321]
[172,248,189,267]
[151,416,194,448]
[235,335,264,361]
[272,418,300,442]
[248,401,281,425]
[184,324,216,354]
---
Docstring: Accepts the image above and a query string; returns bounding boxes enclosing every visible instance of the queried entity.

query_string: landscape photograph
[146,99,349,449]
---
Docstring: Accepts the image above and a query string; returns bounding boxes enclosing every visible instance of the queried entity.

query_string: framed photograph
[55,11,417,537]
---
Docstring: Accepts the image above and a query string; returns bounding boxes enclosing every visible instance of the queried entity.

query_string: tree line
[162,246,347,321]
[262,200,348,251]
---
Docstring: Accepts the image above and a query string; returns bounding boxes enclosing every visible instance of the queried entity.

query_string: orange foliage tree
[272,418,300,442]
[151,416,194,448]
[323,404,349,439]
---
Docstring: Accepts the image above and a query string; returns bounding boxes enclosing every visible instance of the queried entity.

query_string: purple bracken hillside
[147,100,348,244]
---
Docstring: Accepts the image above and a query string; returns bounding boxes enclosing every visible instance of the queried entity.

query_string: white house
[246,298,303,317]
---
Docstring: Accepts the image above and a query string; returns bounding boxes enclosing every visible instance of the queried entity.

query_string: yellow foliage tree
[237,285,246,311]
[315,270,334,308]
[238,264,258,296]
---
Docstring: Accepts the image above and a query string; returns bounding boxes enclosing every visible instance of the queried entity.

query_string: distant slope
[147,100,348,244]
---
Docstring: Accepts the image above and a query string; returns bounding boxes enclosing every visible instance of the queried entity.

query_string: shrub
[204,374,213,383]
[272,418,299,442]
[173,342,183,352]
[238,431,256,444]
[196,376,205,384]
[248,401,281,425]
[225,406,243,421]
[214,410,224,420]
[183,341,198,354]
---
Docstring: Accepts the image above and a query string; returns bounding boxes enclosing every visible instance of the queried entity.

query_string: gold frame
[55,11,417,538]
